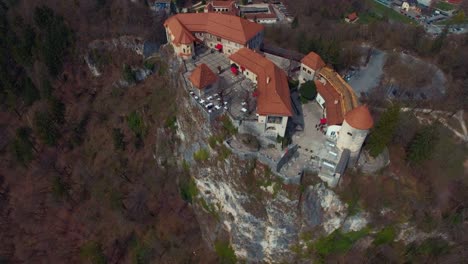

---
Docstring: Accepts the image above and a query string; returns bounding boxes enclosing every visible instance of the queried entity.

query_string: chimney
[319,77,326,85]
[266,76,270,84]
[334,100,339,104]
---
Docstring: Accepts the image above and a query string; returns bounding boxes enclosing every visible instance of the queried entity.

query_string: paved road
[348,49,387,97]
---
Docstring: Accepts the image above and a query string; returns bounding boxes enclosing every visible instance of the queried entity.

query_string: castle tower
[337,106,373,163]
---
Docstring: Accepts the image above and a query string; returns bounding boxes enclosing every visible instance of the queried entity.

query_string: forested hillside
[0,0,216,262]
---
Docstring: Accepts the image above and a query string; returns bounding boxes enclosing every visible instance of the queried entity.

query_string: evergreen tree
[291,16,299,29]
[407,125,439,164]
[34,110,59,146]
[366,105,400,157]
[12,127,35,166]
[49,97,65,125]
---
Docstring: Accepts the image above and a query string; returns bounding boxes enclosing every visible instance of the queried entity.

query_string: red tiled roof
[211,1,235,7]
[344,105,373,130]
[314,79,343,126]
[347,12,358,21]
[164,17,196,45]
[301,52,326,71]
[229,48,292,117]
[164,13,263,45]
[189,63,218,89]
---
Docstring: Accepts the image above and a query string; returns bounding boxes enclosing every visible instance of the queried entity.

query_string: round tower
[337,105,373,155]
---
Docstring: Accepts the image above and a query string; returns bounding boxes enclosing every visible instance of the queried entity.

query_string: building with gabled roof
[189,63,219,96]
[229,48,292,137]
[299,51,326,84]
[204,1,239,16]
[164,13,264,59]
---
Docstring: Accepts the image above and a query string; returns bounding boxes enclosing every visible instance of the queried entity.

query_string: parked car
[215,105,222,110]
[199,99,205,104]
[205,103,214,109]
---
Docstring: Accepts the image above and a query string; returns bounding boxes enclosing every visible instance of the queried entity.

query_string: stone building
[336,105,374,163]
[163,13,264,59]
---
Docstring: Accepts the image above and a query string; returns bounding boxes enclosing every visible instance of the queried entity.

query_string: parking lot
[183,48,258,120]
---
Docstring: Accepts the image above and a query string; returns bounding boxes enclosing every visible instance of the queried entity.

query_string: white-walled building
[204,1,239,15]
[164,13,264,59]
[337,105,374,162]
[229,48,292,138]
[299,51,325,85]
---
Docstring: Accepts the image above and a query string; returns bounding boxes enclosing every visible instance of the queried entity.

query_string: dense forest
[0,0,217,262]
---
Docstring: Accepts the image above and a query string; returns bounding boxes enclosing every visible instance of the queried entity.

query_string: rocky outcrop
[302,183,348,234]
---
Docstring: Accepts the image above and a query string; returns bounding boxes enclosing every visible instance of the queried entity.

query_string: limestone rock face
[303,183,348,234]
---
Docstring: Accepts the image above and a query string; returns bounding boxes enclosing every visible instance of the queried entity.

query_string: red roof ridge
[229,48,292,117]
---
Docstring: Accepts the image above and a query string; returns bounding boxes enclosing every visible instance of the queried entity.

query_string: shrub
[79,241,107,264]
[112,128,125,151]
[193,148,210,162]
[221,115,237,137]
[219,145,232,160]
[127,111,146,137]
[51,176,69,200]
[300,80,317,100]
[34,110,59,145]
[12,127,34,166]
[122,64,136,83]
[373,226,396,246]
[180,177,198,203]
[214,241,237,264]
[406,125,439,164]
[164,115,177,131]
[314,229,369,258]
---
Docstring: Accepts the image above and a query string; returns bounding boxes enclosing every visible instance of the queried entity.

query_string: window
[331,132,336,136]
[267,116,283,124]
[307,70,311,74]
[347,132,353,136]
[217,37,221,42]
[246,71,249,76]
[228,49,231,53]
[302,67,306,71]
[183,48,186,53]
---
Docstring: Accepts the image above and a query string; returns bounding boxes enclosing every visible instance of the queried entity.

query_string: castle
[164,13,374,182]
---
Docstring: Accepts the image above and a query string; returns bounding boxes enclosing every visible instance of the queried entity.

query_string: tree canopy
[366,104,400,157]
[406,125,439,164]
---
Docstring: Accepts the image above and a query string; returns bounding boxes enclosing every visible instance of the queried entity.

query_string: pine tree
[407,125,439,164]
[366,105,400,157]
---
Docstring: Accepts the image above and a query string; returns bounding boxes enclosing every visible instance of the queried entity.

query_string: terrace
[183,47,257,120]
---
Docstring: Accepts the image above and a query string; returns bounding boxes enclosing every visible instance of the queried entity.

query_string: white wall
[336,120,368,154]
[261,115,288,138]
[316,93,326,108]
[299,63,316,84]
[326,125,341,140]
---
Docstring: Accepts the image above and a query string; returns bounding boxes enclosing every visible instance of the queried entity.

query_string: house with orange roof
[164,13,264,59]
[229,48,292,138]
[204,1,239,16]
[345,12,359,23]
[299,51,326,85]
[189,63,219,96]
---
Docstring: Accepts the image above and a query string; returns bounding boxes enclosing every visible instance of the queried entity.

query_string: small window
[307,70,311,74]
[347,132,353,136]
[183,48,186,53]
[246,71,249,75]
[228,49,231,53]
[331,132,335,136]
[302,67,306,71]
